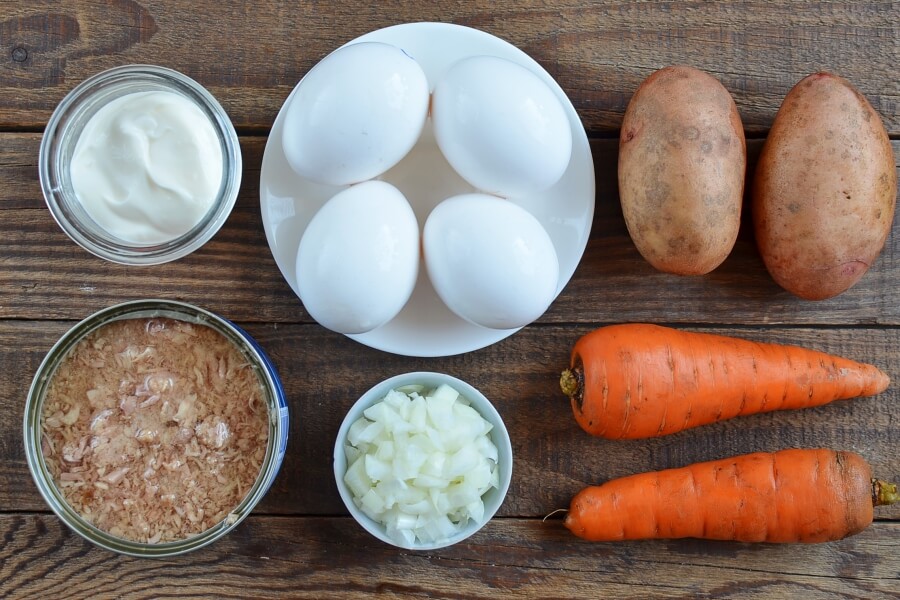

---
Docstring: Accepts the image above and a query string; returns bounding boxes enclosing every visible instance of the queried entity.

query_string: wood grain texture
[0,514,897,599]
[4,321,898,521]
[0,1,896,134]
[1,2,898,594]
[1,135,899,324]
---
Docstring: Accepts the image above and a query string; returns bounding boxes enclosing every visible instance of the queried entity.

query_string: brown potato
[752,73,897,300]
[618,65,746,275]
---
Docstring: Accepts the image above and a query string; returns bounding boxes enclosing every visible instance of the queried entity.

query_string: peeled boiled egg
[431,55,572,198]
[282,42,430,186]
[423,193,560,330]
[296,181,419,334]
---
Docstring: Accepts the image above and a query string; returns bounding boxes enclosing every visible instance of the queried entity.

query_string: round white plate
[260,22,595,357]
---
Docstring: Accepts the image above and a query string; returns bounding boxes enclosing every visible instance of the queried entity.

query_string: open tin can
[24,300,289,557]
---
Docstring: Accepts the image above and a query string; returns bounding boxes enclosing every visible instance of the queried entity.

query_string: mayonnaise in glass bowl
[334,371,513,550]
[39,65,242,265]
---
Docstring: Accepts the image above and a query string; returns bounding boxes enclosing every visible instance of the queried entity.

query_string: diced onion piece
[344,444,361,465]
[430,487,451,514]
[413,474,450,489]
[375,440,394,461]
[390,526,416,548]
[409,396,427,430]
[466,499,485,523]
[364,454,392,482]
[420,452,446,478]
[445,445,480,479]
[381,389,409,411]
[425,386,457,428]
[430,384,460,405]
[475,435,499,463]
[374,478,407,509]
[466,458,494,491]
[446,480,481,508]
[392,509,418,531]
[363,401,399,427]
[346,417,369,446]
[357,420,385,444]
[401,499,433,515]
[343,383,501,546]
[343,457,372,499]
[360,488,386,516]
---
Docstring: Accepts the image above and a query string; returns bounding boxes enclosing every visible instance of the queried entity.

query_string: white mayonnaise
[70,90,224,244]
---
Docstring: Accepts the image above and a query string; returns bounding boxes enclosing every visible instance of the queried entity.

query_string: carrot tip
[543,508,568,522]
[876,370,890,394]
[873,479,899,507]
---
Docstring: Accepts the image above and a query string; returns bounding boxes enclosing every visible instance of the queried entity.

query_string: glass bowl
[38,65,242,265]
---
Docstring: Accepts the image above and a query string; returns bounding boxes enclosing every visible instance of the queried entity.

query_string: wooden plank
[0,514,896,599]
[0,133,34,206]
[2,135,899,325]
[0,1,896,134]
[4,321,898,520]
[1,2,896,596]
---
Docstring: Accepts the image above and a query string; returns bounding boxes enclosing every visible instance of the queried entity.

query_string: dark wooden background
[0,2,897,598]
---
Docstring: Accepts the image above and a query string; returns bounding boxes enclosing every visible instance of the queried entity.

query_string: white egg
[282,42,430,186]
[423,193,560,330]
[296,181,419,334]
[431,55,573,198]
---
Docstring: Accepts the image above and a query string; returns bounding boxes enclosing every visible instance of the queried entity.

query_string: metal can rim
[24,299,288,557]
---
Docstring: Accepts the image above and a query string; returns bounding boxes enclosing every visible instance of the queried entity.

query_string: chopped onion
[343,383,500,546]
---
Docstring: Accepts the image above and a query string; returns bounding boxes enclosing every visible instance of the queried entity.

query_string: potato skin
[752,72,897,300]
[618,66,746,275]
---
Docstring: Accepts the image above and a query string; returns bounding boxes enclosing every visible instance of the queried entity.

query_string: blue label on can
[226,319,289,492]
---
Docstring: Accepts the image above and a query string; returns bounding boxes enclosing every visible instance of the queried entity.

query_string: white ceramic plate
[260,22,595,357]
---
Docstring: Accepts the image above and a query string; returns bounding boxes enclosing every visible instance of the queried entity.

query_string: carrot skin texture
[564,449,875,543]
[565,324,889,439]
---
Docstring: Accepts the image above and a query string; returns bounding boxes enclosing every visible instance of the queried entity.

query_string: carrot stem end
[560,365,585,412]
[873,479,899,507]
[560,369,578,397]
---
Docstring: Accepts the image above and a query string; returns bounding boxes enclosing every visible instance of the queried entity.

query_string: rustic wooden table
[1,1,897,598]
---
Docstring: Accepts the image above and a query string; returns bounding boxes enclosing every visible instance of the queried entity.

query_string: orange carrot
[565,448,899,543]
[560,323,889,439]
